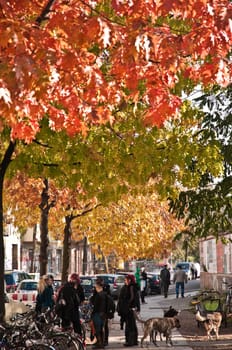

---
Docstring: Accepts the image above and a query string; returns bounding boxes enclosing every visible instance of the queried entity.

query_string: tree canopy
[0,0,231,321]
[0,0,231,141]
[73,192,185,259]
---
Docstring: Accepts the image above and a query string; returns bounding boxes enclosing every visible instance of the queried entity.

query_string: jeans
[175,282,184,297]
[92,313,105,337]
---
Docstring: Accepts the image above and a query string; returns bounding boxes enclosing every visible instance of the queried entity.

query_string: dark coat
[58,281,80,320]
[160,267,171,286]
[117,283,140,316]
[91,289,107,317]
[36,285,54,313]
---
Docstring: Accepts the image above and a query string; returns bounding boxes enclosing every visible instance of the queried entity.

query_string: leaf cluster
[169,86,232,239]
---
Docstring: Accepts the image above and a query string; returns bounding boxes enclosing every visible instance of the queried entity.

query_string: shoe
[176,295,179,298]
[182,295,185,298]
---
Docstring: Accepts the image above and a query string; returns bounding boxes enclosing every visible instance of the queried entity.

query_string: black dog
[164,306,179,318]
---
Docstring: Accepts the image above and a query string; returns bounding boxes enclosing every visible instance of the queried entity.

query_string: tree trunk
[39,178,50,276]
[61,215,72,283]
[103,254,109,273]
[30,224,37,273]
[82,236,87,275]
[0,141,16,322]
[184,240,188,262]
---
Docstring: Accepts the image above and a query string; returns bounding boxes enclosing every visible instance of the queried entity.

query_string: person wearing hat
[160,264,171,298]
[55,272,84,335]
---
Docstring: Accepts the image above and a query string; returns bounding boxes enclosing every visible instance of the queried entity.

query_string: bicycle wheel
[49,334,80,350]
[27,344,56,350]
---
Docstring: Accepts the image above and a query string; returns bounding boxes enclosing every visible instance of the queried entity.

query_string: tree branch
[35,0,56,26]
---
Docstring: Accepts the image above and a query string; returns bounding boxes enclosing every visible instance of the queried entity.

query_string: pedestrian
[191,264,195,280]
[71,272,85,305]
[160,264,171,298]
[90,278,108,349]
[93,277,114,346]
[117,283,127,331]
[173,266,188,298]
[134,267,141,288]
[35,275,54,314]
[56,273,83,336]
[122,274,140,347]
[140,267,147,304]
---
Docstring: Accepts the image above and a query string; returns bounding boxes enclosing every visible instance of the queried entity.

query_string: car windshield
[20,282,38,291]
[97,276,115,284]
[81,278,94,286]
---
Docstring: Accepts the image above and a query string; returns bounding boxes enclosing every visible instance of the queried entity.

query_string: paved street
[103,290,197,350]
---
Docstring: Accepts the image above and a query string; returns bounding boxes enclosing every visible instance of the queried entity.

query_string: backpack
[106,294,116,319]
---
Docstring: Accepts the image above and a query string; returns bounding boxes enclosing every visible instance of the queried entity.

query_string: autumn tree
[74,192,185,261]
[5,103,225,276]
[49,188,101,282]
[0,0,231,321]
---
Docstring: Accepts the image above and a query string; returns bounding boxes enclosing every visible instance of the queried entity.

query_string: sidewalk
[105,291,195,350]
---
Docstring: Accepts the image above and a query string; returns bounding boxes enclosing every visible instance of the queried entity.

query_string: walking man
[160,264,171,298]
[173,266,188,298]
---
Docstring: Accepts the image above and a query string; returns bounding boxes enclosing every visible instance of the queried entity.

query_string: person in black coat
[160,264,171,298]
[56,273,84,336]
[118,274,140,347]
[90,279,107,348]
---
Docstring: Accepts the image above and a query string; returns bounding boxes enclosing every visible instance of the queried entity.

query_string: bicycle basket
[202,298,221,312]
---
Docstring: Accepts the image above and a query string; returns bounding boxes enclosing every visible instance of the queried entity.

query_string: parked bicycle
[222,281,232,327]
[1,307,86,350]
[191,289,225,326]
[0,323,56,349]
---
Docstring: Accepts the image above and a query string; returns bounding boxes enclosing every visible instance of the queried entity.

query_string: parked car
[95,274,125,299]
[80,275,96,299]
[10,279,38,306]
[146,273,161,295]
[4,270,32,293]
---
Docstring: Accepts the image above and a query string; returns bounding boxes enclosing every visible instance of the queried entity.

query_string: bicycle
[5,308,85,350]
[34,308,85,350]
[0,323,56,349]
[221,281,232,327]
[191,289,224,327]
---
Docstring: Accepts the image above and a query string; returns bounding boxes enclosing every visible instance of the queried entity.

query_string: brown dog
[133,310,181,347]
[196,310,222,340]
